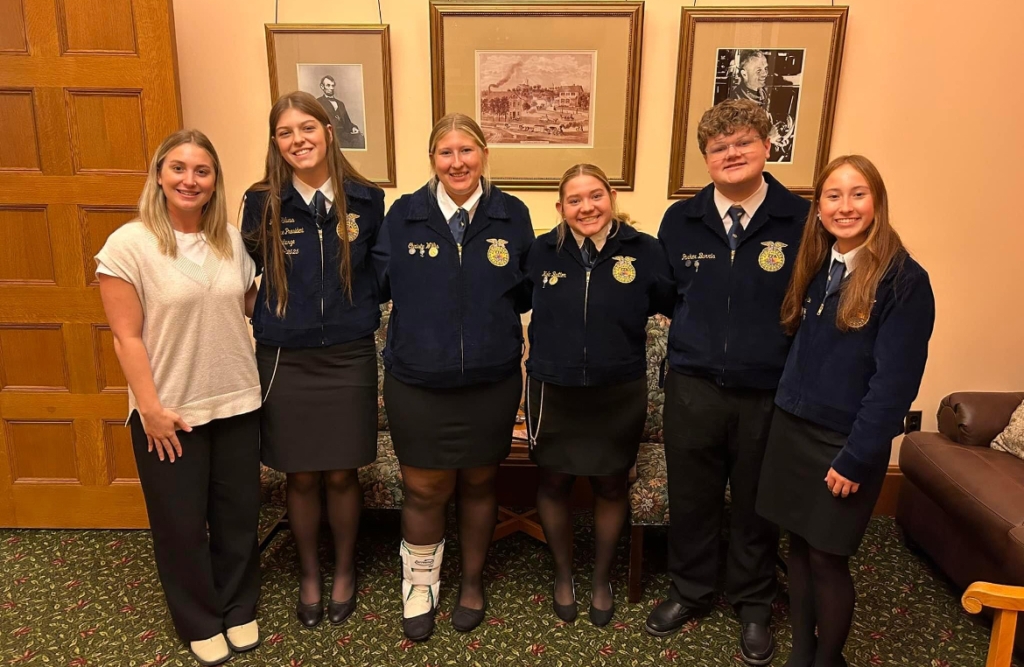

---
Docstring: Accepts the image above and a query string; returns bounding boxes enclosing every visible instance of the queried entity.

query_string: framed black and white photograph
[668,7,848,198]
[266,24,396,186]
[297,63,368,151]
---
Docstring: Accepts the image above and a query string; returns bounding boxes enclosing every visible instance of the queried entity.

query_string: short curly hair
[696,99,771,154]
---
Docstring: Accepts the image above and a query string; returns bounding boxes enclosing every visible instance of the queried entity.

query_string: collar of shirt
[570,221,613,252]
[436,180,483,224]
[713,175,768,234]
[292,174,335,212]
[830,243,863,277]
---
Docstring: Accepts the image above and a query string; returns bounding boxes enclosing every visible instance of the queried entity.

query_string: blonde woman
[96,130,261,666]
[524,164,674,625]
[372,113,534,640]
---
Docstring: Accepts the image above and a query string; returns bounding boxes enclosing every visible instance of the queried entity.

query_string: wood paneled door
[0,0,181,527]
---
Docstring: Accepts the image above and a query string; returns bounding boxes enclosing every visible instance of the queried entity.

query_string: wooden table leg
[493,506,547,543]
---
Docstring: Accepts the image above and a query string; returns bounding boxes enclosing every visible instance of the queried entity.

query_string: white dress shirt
[436,180,483,224]
[713,176,768,235]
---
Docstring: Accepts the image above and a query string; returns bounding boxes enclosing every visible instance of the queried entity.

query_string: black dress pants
[662,371,779,625]
[130,409,261,642]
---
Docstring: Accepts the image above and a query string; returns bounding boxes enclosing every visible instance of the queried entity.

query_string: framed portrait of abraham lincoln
[266,24,397,187]
[668,7,848,198]
[430,2,644,191]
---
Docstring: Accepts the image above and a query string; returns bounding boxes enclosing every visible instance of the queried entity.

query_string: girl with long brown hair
[756,155,935,667]
[525,164,673,626]
[241,91,385,629]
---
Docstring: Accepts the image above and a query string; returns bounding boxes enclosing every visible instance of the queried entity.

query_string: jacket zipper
[583,268,591,385]
[723,247,736,375]
[458,242,464,373]
[317,225,325,345]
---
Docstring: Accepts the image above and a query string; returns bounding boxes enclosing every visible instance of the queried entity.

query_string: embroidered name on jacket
[541,271,567,287]
[408,242,440,258]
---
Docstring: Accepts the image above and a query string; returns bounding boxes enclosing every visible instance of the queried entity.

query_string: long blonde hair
[554,163,632,249]
[427,113,491,198]
[247,91,377,317]
[781,155,907,333]
[138,129,232,259]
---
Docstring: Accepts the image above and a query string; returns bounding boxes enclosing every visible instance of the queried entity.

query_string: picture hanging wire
[378,0,384,24]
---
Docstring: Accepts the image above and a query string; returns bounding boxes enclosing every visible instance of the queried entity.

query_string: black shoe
[328,596,356,625]
[588,583,614,627]
[402,609,436,641]
[552,577,577,623]
[644,599,707,637]
[739,622,775,666]
[296,599,323,628]
[451,588,486,633]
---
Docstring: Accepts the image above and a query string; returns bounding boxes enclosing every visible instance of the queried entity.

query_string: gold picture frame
[429,2,644,191]
[667,7,848,198]
[266,24,397,187]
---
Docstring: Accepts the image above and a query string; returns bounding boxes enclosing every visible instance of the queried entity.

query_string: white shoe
[190,633,231,666]
[225,619,259,652]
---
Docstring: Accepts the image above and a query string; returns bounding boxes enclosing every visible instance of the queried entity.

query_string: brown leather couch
[897,391,1024,655]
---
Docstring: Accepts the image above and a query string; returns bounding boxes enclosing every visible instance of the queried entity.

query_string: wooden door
[0,0,181,527]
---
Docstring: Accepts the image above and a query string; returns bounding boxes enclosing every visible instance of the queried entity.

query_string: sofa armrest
[936,392,1024,447]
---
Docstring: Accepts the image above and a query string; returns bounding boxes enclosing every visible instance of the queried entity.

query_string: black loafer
[328,596,356,625]
[402,609,436,641]
[452,587,486,632]
[588,584,615,627]
[739,622,775,666]
[552,577,578,623]
[296,599,323,628]
[644,599,707,637]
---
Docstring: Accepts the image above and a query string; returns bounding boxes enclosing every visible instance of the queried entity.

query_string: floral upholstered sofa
[626,314,671,602]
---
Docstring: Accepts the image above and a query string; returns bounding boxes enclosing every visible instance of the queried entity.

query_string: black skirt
[526,376,646,476]
[756,407,887,556]
[383,371,522,469]
[256,338,378,473]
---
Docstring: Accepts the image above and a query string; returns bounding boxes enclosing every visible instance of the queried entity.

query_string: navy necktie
[726,205,744,251]
[449,208,468,245]
[312,190,328,227]
[824,259,846,299]
[580,237,597,269]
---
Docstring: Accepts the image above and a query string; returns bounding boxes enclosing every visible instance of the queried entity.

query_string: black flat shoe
[739,622,775,666]
[589,583,615,627]
[328,596,356,625]
[402,609,435,641]
[296,599,323,628]
[644,599,707,637]
[452,586,486,632]
[552,577,577,622]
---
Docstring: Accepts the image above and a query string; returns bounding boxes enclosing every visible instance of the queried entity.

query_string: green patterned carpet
[1,512,1016,666]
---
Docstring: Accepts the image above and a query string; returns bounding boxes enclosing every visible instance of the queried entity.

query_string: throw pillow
[991,399,1024,461]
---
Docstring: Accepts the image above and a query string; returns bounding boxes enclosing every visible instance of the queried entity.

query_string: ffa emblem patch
[758,241,788,272]
[849,313,870,329]
[542,271,566,287]
[611,256,636,284]
[338,212,360,242]
[486,238,510,267]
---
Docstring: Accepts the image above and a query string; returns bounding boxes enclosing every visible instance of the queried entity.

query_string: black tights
[287,469,362,605]
[400,464,499,610]
[536,469,628,611]
[784,532,853,667]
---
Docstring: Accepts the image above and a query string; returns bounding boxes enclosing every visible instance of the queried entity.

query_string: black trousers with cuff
[129,409,261,642]
[662,370,780,626]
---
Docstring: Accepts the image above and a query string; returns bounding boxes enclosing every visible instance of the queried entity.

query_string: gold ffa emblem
[426,242,439,258]
[758,241,788,272]
[611,256,636,284]
[541,271,566,287]
[486,238,510,267]
[338,212,360,242]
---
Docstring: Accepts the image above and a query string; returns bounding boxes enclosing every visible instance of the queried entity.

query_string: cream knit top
[95,222,261,428]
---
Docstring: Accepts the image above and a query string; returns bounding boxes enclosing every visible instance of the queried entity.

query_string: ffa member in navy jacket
[372,113,534,640]
[648,99,809,665]
[242,92,385,630]
[524,164,674,626]
[757,156,934,667]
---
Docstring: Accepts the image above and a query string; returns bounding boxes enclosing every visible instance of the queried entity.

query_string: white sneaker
[225,619,259,652]
[189,633,230,666]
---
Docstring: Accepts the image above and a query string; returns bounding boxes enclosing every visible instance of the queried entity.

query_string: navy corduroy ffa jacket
[775,253,935,483]
[241,179,386,348]
[658,173,810,389]
[525,224,675,387]
[372,182,534,388]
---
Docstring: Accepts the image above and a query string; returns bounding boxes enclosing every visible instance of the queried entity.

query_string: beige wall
[173,0,1024,446]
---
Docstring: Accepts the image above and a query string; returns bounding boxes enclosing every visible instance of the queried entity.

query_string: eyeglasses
[705,137,764,161]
